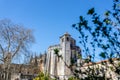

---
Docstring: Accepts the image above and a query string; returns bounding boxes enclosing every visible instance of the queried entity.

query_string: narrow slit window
[66,37,69,41]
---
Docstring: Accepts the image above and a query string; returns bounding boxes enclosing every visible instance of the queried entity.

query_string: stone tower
[60,32,71,77]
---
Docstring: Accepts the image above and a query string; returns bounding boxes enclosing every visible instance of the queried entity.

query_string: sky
[0,0,113,56]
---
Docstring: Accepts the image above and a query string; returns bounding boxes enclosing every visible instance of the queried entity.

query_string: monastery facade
[45,32,81,80]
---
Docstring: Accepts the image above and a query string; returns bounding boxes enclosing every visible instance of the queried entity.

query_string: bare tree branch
[0,19,34,80]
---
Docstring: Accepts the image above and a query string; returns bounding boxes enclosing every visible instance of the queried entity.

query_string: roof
[60,32,71,38]
[48,44,60,49]
[82,58,120,67]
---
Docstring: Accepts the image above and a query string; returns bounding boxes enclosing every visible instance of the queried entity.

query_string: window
[66,37,69,41]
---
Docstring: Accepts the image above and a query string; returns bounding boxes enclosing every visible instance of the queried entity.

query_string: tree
[73,0,120,60]
[72,0,120,79]
[0,19,34,80]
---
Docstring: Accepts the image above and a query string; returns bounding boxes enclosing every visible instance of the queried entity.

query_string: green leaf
[104,11,110,16]
[101,45,108,50]
[72,24,76,27]
[87,8,95,15]
[54,48,59,55]
[79,16,83,21]
[99,52,106,59]
[110,53,114,58]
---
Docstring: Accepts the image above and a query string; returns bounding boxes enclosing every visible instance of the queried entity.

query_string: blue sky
[0,0,113,56]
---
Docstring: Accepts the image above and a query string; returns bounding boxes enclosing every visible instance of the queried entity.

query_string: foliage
[68,76,78,80]
[54,48,59,55]
[33,72,55,80]
[54,48,63,58]
[72,0,120,61]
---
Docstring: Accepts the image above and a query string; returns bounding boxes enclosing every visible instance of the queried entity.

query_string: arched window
[66,37,69,41]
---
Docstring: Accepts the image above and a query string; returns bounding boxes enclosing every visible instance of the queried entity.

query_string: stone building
[79,58,120,80]
[30,54,47,73]
[45,32,81,80]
